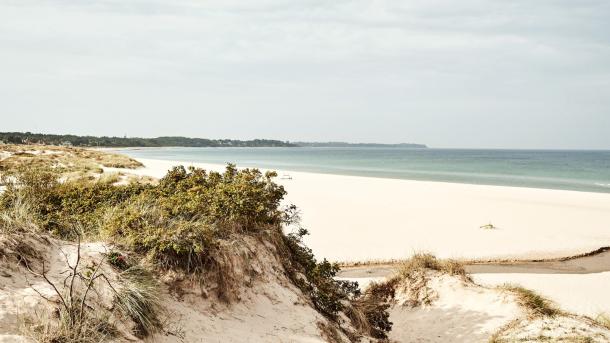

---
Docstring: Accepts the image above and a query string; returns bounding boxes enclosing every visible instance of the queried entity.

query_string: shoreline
[107,157,610,264]
[108,148,610,195]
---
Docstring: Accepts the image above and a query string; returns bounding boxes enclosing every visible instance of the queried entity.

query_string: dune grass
[0,194,43,264]
[24,309,118,343]
[115,266,162,337]
[595,313,610,330]
[398,252,470,280]
[502,284,561,317]
[0,144,142,183]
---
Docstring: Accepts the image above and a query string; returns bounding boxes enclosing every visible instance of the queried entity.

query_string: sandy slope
[473,272,610,317]
[0,238,119,342]
[0,234,338,343]
[115,158,610,263]
[344,272,610,343]
[388,273,523,343]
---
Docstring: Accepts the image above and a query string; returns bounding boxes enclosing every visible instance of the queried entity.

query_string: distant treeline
[0,132,427,148]
[294,142,428,148]
[0,132,296,148]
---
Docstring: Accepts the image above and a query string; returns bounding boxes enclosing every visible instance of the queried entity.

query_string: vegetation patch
[347,279,397,339]
[0,159,389,341]
[502,284,561,317]
[0,194,43,264]
[398,252,469,280]
[0,144,142,183]
[595,313,610,330]
[115,266,162,337]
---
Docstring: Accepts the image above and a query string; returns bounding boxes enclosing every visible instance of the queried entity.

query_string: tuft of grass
[393,253,470,307]
[98,172,121,185]
[502,284,560,317]
[398,253,469,280]
[115,266,162,337]
[24,308,117,343]
[595,313,610,330]
[0,194,38,235]
[0,194,42,263]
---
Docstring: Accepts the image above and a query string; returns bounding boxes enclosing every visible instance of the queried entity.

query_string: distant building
[61,141,73,147]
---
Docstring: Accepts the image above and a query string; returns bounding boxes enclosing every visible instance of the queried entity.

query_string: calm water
[114,147,610,193]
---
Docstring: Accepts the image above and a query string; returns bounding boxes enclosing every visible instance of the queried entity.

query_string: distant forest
[0,132,427,148]
[0,132,296,148]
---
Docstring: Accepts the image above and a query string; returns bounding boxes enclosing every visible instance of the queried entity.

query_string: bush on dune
[0,164,391,339]
[281,227,360,319]
[0,167,147,238]
[100,165,286,273]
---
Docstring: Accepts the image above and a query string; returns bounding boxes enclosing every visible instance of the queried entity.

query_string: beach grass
[501,284,561,317]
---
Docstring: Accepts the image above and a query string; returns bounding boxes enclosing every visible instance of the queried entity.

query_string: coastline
[109,157,610,263]
[110,156,610,318]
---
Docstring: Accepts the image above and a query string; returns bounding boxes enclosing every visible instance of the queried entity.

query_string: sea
[113,147,610,194]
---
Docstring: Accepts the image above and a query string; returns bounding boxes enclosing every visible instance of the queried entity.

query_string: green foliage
[106,251,130,271]
[282,228,360,319]
[0,168,147,238]
[152,165,287,230]
[100,165,287,273]
[2,164,391,338]
[349,280,396,339]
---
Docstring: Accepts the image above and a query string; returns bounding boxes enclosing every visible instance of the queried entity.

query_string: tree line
[0,132,297,148]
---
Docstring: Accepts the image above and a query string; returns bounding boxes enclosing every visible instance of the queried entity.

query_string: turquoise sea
[114,147,610,194]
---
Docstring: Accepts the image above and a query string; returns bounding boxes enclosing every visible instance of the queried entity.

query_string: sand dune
[473,272,610,317]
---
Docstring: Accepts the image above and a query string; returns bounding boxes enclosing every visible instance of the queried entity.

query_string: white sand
[123,158,610,263]
[473,272,610,318]
[0,235,337,343]
[389,273,523,343]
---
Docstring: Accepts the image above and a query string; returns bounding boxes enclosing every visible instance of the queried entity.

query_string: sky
[1,0,609,149]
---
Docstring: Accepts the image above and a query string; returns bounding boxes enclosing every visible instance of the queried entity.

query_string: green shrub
[100,165,287,273]
[151,165,287,230]
[2,164,390,338]
[348,279,396,339]
[281,228,360,319]
[0,168,146,238]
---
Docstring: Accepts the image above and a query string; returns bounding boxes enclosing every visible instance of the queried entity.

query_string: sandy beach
[115,157,610,263]
[106,157,610,320]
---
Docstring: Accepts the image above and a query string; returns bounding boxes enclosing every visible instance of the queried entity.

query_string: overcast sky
[1,0,609,149]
